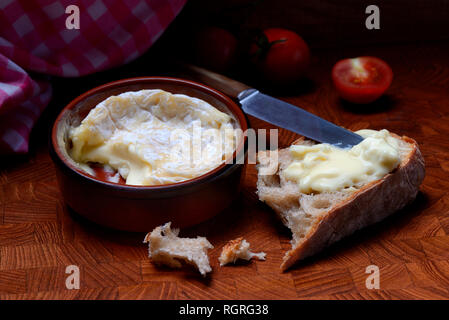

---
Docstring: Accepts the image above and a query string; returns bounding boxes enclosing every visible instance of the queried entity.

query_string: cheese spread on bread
[283,129,400,193]
[69,89,236,185]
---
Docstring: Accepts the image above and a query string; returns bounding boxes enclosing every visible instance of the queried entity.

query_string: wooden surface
[1,42,449,300]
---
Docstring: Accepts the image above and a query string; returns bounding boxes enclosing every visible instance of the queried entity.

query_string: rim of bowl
[51,76,248,191]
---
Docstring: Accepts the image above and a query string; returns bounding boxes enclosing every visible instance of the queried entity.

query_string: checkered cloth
[0,0,186,154]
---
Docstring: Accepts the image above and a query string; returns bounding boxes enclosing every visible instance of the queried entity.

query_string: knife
[178,64,364,148]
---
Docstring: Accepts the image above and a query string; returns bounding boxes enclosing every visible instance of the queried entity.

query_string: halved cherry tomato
[332,56,393,104]
[250,28,310,85]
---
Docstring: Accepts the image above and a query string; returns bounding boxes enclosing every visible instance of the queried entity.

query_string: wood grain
[1,42,449,300]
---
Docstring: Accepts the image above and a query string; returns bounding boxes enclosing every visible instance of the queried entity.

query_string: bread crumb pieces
[144,222,213,276]
[219,237,266,266]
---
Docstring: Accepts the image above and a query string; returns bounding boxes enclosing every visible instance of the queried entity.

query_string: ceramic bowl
[50,77,248,232]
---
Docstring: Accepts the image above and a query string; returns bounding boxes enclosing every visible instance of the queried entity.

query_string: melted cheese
[69,90,236,185]
[282,129,400,193]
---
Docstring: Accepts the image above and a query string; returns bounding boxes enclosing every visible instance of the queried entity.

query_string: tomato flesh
[332,57,393,104]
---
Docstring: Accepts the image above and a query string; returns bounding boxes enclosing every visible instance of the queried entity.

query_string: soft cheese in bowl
[50,77,248,231]
[68,89,237,186]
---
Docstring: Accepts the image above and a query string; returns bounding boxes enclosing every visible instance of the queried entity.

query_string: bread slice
[256,132,425,271]
[219,237,266,266]
[143,222,213,276]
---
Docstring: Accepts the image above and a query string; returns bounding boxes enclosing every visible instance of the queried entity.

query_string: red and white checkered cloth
[0,0,186,154]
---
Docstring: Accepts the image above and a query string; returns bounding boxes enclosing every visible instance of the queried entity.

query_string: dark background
[20,0,449,156]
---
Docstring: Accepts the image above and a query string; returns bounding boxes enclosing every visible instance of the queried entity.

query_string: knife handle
[178,63,251,99]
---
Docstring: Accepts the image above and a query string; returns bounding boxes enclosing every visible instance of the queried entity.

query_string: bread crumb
[219,237,266,266]
[143,222,213,276]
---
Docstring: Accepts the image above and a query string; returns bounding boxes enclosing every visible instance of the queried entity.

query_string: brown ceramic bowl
[50,77,248,232]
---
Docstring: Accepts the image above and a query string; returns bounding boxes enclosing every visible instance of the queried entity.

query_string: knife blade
[177,63,364,148]
[238,89,363,149]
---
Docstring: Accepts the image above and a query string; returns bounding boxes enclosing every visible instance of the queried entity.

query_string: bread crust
[257,134,425,271]
[143,222,213,276]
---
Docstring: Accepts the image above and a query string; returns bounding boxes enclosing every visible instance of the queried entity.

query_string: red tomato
[193,27,237,72]
[332,56,393,104]
[250,28,310,84]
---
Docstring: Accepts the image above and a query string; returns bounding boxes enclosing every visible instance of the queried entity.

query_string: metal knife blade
[238,89,363,148]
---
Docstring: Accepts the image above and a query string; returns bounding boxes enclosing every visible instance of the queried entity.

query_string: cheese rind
[69,90,236,185]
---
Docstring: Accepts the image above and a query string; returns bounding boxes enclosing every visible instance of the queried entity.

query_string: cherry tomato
[250,28,310,84]
[193,27,237,72]
[332,56,393,104]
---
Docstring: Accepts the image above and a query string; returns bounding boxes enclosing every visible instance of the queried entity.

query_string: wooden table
[1,42,449,300]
